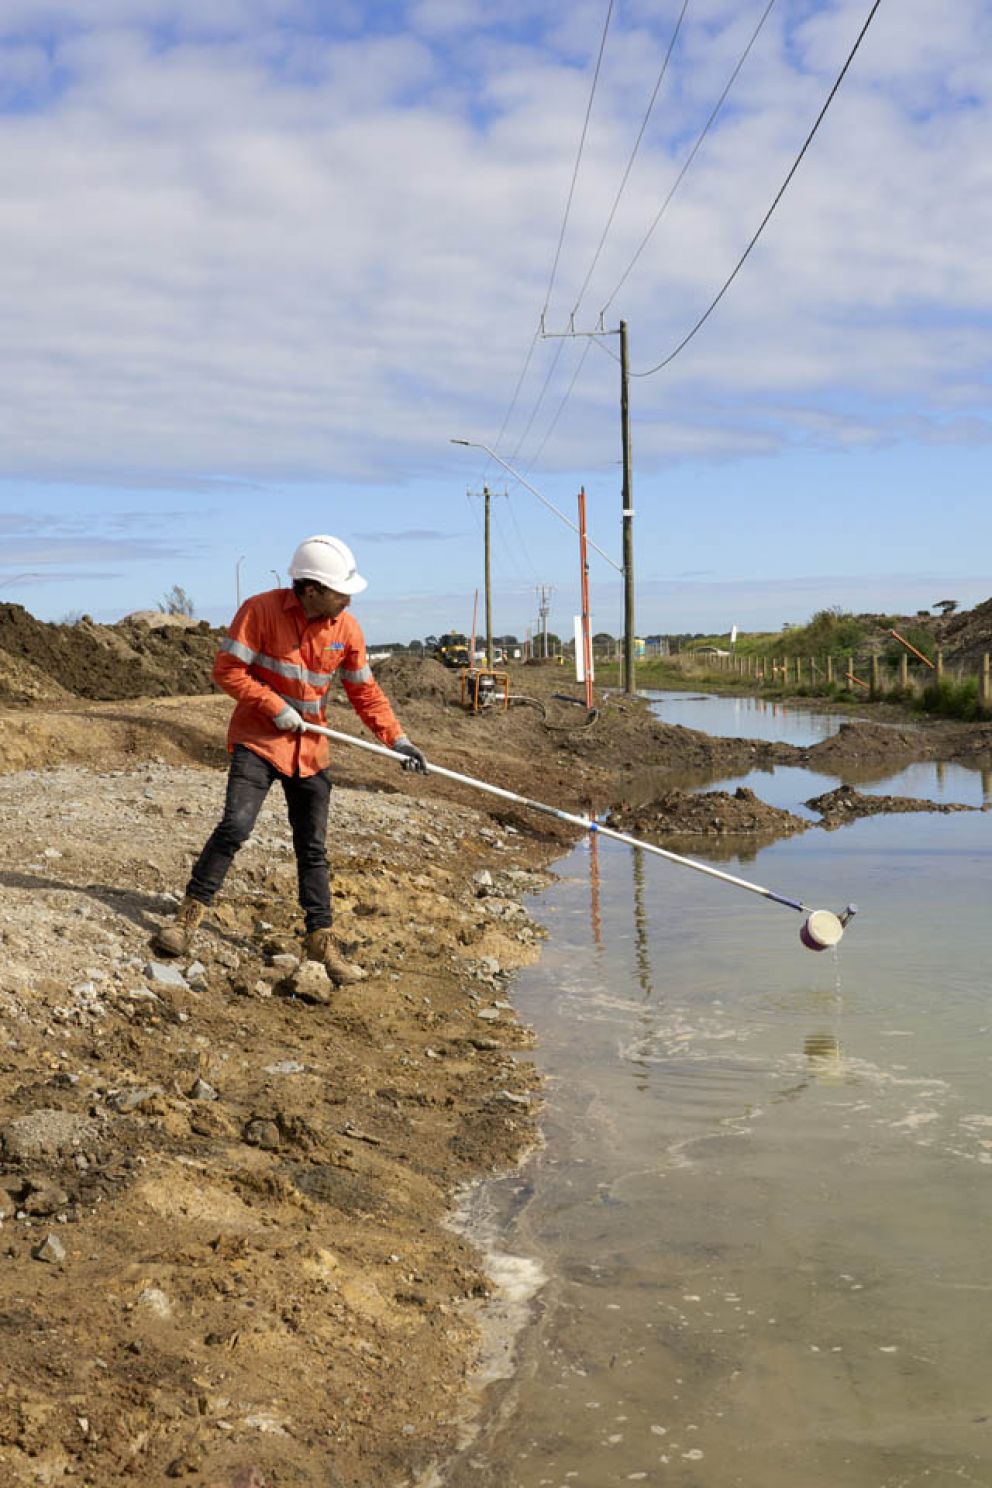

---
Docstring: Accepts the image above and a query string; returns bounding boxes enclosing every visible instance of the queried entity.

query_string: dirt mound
[938,595,992,664]
[371,654,458,704]
[804,720,938,768]
[0,604,222,702]
[122,609,203,630]
[608,785,809,840]
[0,648,73,706]
[806,783,978,827]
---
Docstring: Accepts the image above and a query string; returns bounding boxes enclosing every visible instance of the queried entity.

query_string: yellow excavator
[434,632,471,669]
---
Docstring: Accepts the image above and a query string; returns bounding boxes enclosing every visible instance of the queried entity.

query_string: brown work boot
[152,896,207,957]
[304,929,366,986]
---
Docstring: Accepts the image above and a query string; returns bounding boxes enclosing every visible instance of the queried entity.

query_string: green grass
[685,608,872,660]
[917,676,989,722]
[597,655,990,721]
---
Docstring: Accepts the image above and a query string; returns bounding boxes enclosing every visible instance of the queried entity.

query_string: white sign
[574,617,594,682]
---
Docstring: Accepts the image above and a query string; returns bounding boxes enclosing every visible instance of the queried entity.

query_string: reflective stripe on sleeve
[342,665,373,685]
[277,692,324,718]
[259,651,332,687]
[221,636,256,663]
[220,637,332,689]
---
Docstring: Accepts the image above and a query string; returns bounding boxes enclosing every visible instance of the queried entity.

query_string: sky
[0,0,989,643]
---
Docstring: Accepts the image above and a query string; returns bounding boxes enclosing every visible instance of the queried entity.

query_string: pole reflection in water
[631,845,654,997]
[983,766,992,808]
[587,830,602,952]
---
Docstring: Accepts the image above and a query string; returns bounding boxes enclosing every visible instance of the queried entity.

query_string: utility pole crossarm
[527,314,636,694]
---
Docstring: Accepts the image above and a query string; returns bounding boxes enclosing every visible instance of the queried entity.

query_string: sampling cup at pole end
[800,909,845,952]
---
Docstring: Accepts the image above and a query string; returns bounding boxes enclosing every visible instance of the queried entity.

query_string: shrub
[161,584,195,617]
[918,677,986,721]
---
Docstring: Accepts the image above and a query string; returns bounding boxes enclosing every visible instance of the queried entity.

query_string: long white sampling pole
[302,721,811,915]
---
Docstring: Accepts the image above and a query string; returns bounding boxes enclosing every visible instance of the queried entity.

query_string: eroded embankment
[0,757,553,1487]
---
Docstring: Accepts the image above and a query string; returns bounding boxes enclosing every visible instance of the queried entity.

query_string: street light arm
[450,440,622,574]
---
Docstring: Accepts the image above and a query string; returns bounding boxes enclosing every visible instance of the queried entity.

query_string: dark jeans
[187,744,333,932]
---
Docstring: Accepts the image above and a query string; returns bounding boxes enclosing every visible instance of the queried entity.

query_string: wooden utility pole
[577,487,594,709]
[483,487,492,669]
[467,486,505,668]
[619,320,635,694]
[536,584,554,658]
[540,317,637,694]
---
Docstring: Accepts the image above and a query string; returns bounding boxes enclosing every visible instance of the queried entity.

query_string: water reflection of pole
[588,830,603,952]
[983,767,992,809]
[632,845,654,997]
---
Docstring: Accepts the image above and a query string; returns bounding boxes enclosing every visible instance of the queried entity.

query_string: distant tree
[60,610,86,625]
[424,634,438,651]
[161,584,195,617]
[916,609,930,618]
[934,599,959,616]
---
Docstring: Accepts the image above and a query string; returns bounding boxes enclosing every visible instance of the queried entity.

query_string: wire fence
[669,647,992,721]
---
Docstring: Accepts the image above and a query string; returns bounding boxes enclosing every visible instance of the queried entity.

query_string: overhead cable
[568,0,692,322]
[482,328,540,481]
[523,339,594,472]
[485,0,615,475]
[633,0,885,379]
[599,0,779,317]
[541,0,616,320]
[508,339,567,463]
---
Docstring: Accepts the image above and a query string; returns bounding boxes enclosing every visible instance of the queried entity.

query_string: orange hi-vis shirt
[213,588,403,777]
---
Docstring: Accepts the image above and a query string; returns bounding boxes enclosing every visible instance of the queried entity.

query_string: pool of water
[443,701,992,1488]
[647,688,992,812]
[642,690,858,747]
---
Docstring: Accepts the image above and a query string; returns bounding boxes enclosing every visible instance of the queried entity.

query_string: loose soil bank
[1,663,990,1487]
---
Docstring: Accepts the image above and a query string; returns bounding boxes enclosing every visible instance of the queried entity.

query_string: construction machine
[434,632,470,669]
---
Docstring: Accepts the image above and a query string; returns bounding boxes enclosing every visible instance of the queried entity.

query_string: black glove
[392,736,428,774]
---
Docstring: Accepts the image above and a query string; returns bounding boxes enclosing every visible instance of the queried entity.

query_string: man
[152,534,427,984]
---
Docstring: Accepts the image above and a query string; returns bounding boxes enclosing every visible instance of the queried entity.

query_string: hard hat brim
[289,565,368,595]
[333,570,367,595]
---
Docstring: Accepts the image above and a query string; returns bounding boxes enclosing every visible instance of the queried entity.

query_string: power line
[515,1,693,464]
[541,0,616,321]
[599,0,779,317]
[484,0,615,476]
[633,0,885,379]
[508,337,567,462]
[568,0,693,322]
[495,496,539,585]
[482,328,540,482]
[523,337,594,471]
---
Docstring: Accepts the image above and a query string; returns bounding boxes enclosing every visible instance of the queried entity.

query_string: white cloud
[0,0,986,493]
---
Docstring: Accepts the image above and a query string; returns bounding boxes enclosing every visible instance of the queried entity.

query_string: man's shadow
[0,870,166,933]
[0,871,258,955]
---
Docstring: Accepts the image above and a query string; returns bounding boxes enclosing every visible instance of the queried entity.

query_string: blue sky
[0,0,988,643]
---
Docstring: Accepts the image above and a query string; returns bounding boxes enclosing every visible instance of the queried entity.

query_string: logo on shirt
[325,643,345,651]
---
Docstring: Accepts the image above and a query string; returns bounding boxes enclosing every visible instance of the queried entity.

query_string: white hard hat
[288,535,367,595]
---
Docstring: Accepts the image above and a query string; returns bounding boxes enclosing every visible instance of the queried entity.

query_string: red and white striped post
[577,486,594,710]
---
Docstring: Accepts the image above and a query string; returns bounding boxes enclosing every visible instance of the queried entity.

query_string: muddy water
[644,689,857,746]
[448,697,992,1488]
